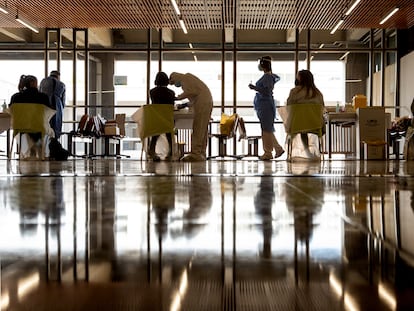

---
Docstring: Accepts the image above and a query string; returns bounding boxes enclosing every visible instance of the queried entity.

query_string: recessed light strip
[170,0,181,15]
[179,19,188,34]
[345,0,361,16]
[379,7,399,25]
[330,19,344,34]
[0,3,8,14]
[15,15,39,33]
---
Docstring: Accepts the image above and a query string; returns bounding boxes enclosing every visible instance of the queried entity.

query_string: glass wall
[0,28,400,158]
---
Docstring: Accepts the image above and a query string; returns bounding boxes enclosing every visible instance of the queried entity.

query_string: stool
[247,136,261,156]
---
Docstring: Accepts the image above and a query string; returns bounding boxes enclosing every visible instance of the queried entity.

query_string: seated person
[287,70,324,157]
[9,75,55,157]
[148,71,175,161]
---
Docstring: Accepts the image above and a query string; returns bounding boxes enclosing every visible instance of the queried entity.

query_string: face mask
[174,81,181,87]
[258,64,264,71]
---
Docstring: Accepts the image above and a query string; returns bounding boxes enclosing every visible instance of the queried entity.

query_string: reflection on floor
[1,158,414,310]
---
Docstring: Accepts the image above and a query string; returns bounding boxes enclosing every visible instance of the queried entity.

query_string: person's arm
[253,76,274,95]
[61,84,66,108]
[286,89,295,105]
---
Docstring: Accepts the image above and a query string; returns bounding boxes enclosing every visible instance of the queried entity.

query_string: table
[174,108,193,129]
[326,112,357,158]
[66,132,130,158]
[0,112,11,157]
[174,109,194,154]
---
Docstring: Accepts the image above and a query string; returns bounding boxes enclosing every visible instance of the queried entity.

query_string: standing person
[169,72,213,162]
[248,56,284,160]
[148,71,176,161]
[39,70,66,138]
[286,69,325,156]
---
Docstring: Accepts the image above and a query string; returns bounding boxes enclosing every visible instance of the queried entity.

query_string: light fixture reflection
[339,51,350,60]
[378,282,397,310]
[1,292,10,309]
[329,272,360,311]
[17,272,40,299]
[170,269,188,311]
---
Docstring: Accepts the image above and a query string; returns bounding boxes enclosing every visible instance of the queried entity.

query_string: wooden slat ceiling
[0,0,413,30]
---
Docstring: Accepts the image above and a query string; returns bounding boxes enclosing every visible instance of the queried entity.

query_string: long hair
[297,70,322,99]
[18,75,26,91]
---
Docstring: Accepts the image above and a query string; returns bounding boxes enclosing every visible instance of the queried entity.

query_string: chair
[237,117,262,157]
[131,104,175,160]
[283,103,325,161]
[9,103,55,160]
[208,113,242,159]
[0,111,11,157]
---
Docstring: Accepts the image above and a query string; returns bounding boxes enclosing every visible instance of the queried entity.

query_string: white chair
[237,117,262,157]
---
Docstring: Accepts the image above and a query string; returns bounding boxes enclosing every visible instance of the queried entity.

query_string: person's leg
[166,133,173,159]
[271,132,284,158]
[260,131,274,160]
[300,133,315,158]
[187,102,212,160]
[148,135,160,160]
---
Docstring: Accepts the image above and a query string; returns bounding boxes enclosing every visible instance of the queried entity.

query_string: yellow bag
[220,113,237,136]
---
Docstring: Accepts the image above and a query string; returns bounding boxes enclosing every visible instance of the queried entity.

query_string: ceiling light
[0,3,9,14]
[188,43,193,48]
[16,14,39,33]
[330,19,344,34]
[345,0,361,16]
[179,19,187,34]
[380,7,399,25]
[170,0,181,15]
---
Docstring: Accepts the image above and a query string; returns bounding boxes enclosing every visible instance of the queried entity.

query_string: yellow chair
[284,103,325,161]
[9,103,55,160]
[208,113,242,159]
[131,104,175,159]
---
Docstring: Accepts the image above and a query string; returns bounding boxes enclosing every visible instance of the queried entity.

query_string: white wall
[400,50,414,116]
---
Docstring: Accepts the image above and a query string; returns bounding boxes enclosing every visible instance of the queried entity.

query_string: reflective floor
[1,158,414,310]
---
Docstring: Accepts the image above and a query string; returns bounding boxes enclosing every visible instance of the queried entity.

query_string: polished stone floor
[1,158,414,310]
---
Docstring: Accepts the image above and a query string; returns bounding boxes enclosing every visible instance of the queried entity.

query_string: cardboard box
[364,141,386,160]
[353,94,367,109]
[356,107,387,159]
[115,113,126,136]
[357,107,386,141]
[104,125,120,136]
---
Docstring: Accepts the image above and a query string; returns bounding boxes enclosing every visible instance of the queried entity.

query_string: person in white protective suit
[169,72,213,161]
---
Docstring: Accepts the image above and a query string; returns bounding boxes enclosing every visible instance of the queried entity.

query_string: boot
[259,131,274,160]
